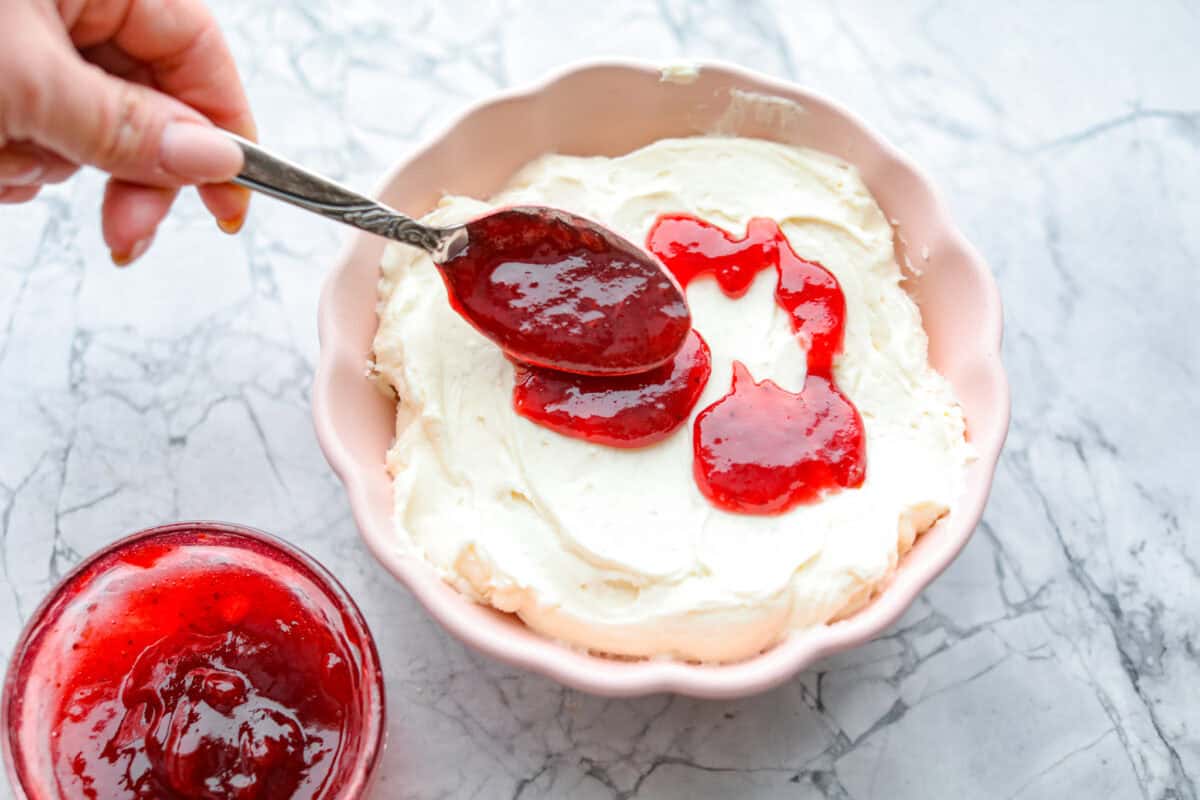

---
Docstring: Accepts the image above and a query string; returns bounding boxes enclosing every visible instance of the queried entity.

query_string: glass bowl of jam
[2,522,385,799]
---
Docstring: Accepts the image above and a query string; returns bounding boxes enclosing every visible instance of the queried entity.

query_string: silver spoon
[227,133,467,261]
[225,133,691,376]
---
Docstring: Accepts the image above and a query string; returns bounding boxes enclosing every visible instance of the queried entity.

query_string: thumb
[31,57,243,187]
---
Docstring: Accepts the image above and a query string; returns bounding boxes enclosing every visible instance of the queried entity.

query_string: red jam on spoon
[2,523,384,800]
[440,207,692,376]
[513,329,712,448]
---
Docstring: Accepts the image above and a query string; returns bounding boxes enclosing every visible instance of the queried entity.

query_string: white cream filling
[373,137,971,662]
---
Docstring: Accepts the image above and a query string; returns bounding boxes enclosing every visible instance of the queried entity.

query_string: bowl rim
[313,58,1011,698]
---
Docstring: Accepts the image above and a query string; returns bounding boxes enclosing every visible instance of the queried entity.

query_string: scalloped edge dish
[313,60,1010,699]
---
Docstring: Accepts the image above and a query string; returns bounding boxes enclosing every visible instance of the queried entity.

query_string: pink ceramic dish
[313,60,1009,699]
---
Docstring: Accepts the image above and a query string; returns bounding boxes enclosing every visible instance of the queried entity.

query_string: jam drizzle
[645,215,846,377]
[513,329,711,448]
[648,214,865,514]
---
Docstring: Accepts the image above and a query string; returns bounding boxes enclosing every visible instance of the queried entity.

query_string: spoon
[225,134,691,376]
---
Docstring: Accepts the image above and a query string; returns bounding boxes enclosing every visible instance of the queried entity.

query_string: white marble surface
[2,1,1198,798]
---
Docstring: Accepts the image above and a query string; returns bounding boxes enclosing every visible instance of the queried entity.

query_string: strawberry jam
[648,214,866,513]
[2,523,384,800]
[693,365,865,512]
[513,329,712,448]
[442,207,691,376]
[646,215,847,378]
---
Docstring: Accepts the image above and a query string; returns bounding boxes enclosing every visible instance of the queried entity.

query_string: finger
[67,1,256,229]
[117,0,257,138]
[68,0,256,141]
[28,56,242,188]
[198,184,251,233]
[85,37,255,234]
[80,41,155,86]
[0,143,78,186]
[102,179,177,264]
[115,0,257,230]
[0,186,42,204]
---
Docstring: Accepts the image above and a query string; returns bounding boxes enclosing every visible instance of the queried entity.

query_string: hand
[0,0,256,265]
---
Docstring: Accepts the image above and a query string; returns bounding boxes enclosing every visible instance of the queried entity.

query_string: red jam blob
[441,206,691,376]
[647,213,867,514]
[772,243,846,379]
[646,214,846,375]
[513,329,712,447]
[693,364,866,513]
[3,525,384,800]
[645,215,780,298]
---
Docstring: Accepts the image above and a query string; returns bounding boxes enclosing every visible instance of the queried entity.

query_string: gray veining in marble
[2,1,1197,798]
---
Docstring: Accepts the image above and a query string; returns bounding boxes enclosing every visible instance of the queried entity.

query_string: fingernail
[217,215,244,234]
[111,237,152,267]
[159,122,243,183]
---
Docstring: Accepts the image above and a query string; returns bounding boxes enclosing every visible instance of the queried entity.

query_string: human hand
[0,0,256,264]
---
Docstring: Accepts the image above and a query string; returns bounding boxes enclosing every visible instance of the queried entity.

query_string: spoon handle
[224,132,453,254]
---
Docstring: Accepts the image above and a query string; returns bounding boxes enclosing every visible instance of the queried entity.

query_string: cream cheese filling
[373,137,971,662]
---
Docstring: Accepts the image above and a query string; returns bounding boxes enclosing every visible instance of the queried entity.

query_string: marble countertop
[2,1,1197,798]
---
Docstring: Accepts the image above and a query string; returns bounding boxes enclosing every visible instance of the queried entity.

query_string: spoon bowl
[445,206,690,376]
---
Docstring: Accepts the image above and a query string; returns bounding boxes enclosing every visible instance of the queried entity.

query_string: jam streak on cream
[513,329,712,448]
[647,214,866,513]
